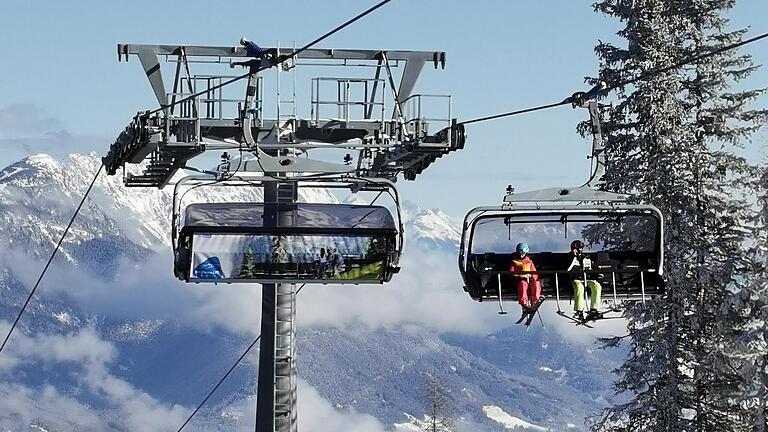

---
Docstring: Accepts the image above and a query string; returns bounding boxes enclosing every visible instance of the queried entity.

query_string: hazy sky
[0,0,766,215]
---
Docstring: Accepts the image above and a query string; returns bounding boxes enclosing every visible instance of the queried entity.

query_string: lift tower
[103,41,465,431]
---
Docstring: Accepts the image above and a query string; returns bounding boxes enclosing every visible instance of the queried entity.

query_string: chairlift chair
[458,99,666,323]
[172,175,404,284]
[458,186,665,315]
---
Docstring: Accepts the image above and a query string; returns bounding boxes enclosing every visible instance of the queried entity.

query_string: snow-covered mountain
[0,154,624,432]
[401,201,462,251]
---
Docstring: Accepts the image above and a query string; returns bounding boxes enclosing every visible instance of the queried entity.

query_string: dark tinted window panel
[184,203,396,230]
[189,233,391,282]
[470,214,659,257]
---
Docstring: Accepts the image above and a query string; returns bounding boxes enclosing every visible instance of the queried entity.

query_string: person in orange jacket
[509,242,543,311]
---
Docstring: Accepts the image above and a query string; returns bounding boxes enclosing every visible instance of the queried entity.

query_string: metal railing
[164,94,199,143]
[185,75,263,121]
[165,75,264,143]
[310,77,386,123]
[401,94,452,144]
[483,268,659,308]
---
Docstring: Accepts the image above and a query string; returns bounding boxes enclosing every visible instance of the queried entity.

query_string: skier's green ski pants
[573,280,601,311]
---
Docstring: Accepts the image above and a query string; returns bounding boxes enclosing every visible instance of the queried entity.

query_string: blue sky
[0,0,766,215]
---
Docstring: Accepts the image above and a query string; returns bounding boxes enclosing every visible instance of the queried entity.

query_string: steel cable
[0,164,104,354]
[458,30,768,126]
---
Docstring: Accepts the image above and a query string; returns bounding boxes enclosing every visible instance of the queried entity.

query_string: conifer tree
[586,0,766,430]
[421,374,454,432]
[723,166,768,431]
[238,248,255,278]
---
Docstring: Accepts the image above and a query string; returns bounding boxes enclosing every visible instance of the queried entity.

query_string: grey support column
[256,180,298,432]
[274,183,298,432]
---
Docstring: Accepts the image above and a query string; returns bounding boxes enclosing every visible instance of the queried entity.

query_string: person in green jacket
[567,240,602,320]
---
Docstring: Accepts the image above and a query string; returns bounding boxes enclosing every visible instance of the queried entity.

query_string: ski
[515,310,530,324]
[584,310,604,323]
[523,297,545,327]
[555,310,594,328]
[524,311,537,326]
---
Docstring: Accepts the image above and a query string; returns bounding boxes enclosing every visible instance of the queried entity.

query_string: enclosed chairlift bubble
[172,176,403,284]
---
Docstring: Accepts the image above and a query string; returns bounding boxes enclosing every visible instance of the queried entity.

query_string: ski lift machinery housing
[101,37,467,432]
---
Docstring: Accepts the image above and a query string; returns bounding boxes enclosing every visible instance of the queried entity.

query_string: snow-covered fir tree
[723,165,768,431]
[421,374,454,432]
[585,0,766,430]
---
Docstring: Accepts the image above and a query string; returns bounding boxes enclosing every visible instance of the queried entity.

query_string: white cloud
[17,244,505,337]
[199,378,388,432]
[0,383,105,431]
[7,241,627,344]
[0,322,116,373]
[537,302,629,344]
[297,378,388,432]
[0,322,189,432]
[295,250,504,334]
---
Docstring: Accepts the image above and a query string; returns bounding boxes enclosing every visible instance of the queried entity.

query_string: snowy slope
[483,405,548,430]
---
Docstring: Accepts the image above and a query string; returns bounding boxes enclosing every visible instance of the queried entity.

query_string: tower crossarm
[103,43,464,187]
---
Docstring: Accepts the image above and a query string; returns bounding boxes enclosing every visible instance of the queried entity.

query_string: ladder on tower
[273,181,298,432]
[273,282,297,431]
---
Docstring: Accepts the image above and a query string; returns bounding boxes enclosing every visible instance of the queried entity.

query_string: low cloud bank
[7,242,627,343]
[0,323,188,431]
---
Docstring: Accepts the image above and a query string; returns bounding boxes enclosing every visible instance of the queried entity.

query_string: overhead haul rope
[458,30,768,126]
[0,164,104,354]
[148,0,395,116]
[174,278,307,432]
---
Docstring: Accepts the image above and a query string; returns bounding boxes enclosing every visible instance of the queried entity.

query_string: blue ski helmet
[516,243,529,255]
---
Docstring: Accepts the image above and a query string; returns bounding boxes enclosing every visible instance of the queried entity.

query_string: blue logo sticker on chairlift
[194,257,224,279]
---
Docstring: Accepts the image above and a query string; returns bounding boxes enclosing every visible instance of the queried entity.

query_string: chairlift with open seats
[172,175,404,284]
[457,100,666,323]
[458,190,665,309]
